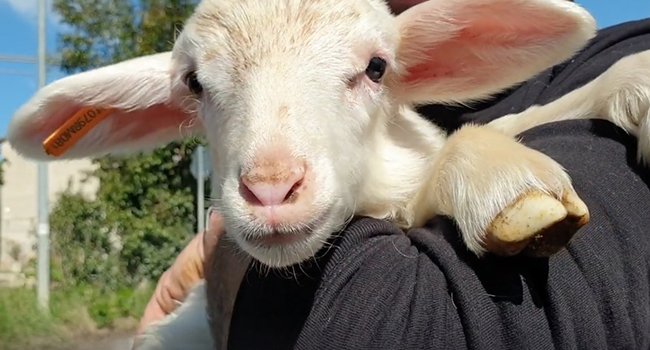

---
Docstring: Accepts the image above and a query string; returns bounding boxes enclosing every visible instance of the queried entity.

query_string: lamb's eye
[184,71,203,95]
[365,57,387,83]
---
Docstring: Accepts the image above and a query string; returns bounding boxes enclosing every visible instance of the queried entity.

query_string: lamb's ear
[388,0,597,105]
[7,51,201,161]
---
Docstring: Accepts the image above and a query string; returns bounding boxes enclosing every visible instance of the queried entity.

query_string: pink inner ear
[26,103,193,148]
[401,3,577,88]
[99,105,192,140]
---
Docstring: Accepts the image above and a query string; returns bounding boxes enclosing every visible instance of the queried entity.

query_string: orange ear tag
[43,107,115,157]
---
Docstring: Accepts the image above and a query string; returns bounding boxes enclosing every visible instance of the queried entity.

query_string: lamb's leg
[489,49,650,165]
[426,125,589,257]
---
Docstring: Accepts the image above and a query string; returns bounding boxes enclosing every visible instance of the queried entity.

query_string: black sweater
[227,18,650,350]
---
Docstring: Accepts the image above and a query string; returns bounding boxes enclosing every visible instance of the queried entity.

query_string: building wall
[0,141,99,271]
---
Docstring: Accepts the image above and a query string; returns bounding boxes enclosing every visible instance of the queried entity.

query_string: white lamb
[7,0,650,349]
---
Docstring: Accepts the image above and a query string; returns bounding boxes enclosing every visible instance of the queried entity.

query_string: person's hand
[135,210,225,337]
[387,0,427,14]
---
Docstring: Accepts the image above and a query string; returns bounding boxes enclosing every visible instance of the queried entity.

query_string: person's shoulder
[293,217,469,350]
[317,217,454,281]
[228,217,468,350]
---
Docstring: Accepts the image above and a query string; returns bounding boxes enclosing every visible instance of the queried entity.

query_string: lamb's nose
[241,167,305,206]
[240,160,306,206]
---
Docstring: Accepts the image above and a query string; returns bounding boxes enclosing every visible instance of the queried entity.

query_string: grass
[0,283,154,348]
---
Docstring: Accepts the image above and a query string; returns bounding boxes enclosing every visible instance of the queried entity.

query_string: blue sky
[0,0,648,138]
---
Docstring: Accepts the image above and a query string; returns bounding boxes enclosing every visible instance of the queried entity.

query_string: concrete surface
[70,335,135,350]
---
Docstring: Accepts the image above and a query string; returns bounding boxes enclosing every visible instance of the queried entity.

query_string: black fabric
[227,19,650,350]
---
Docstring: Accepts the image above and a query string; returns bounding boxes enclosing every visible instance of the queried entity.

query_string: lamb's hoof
[485,190,589,257]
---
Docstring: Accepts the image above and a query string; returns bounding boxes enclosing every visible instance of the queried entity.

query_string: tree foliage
[0,157,6,187]
[49,0,204,288]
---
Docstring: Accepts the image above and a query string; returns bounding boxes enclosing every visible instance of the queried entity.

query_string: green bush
[0,288,59,342]
[0,158,7,187]
[49,192,123,289]
[0,283,154,346]
[49,185,197,290]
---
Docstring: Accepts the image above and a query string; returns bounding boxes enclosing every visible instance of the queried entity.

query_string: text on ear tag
[43,107,115,157]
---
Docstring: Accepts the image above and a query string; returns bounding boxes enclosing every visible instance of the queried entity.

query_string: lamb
[142,49,650,350]
[8,0,598,265]
[6,0,650,349]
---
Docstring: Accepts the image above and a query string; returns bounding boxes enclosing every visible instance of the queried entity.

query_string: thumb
[203,208,226,260]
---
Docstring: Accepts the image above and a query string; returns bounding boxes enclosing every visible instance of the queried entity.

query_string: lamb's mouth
[244,205,334,248]
[248,230,311,248]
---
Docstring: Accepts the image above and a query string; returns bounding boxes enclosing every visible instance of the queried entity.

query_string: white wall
[0,141,99,271]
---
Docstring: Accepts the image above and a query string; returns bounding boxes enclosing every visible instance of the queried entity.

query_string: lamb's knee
[598,50,650,132]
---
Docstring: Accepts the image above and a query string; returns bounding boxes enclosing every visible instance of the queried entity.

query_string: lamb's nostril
[239,181,263,206]
[240,167,306,206]
[284,178,303,203]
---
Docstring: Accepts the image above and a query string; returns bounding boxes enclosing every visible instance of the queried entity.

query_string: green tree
[50,0,204,288]
[0,158,6,187]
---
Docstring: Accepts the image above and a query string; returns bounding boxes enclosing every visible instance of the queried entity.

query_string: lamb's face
[171,0,400,267]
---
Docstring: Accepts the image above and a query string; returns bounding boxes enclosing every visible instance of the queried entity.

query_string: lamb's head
[7,0,596,268]
[171,0,402,267]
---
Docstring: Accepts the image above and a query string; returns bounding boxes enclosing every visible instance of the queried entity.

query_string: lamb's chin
[238,230,329,268]
[229,201,348,268]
